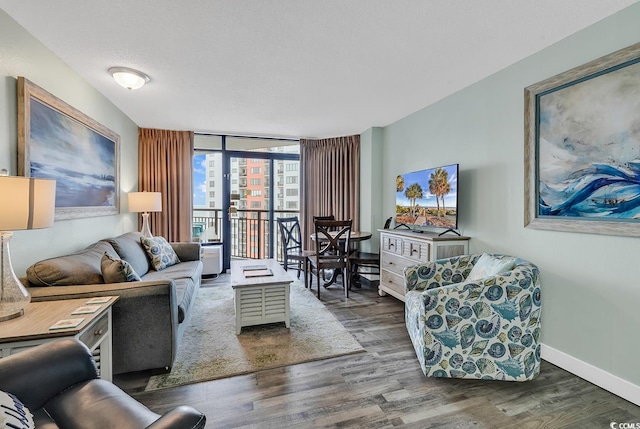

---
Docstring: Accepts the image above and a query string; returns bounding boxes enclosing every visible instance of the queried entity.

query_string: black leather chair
[0,339,206,429]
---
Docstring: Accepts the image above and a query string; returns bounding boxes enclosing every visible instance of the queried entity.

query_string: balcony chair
[0,338,206,428]
[404,253,541,381]
[277,216,314,281]
[348,216,392,287]
[308,219,352,298]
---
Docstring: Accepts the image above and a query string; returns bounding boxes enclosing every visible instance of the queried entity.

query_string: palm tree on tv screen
[396,175,405,192]
[429,168,450,217]
[405,183,423,217]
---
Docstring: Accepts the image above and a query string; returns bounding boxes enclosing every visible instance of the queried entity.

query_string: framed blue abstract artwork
[525,42,640,237]
[17,77,120,220]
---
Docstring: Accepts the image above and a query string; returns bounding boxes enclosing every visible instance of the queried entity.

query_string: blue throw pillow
[140,236,180,271]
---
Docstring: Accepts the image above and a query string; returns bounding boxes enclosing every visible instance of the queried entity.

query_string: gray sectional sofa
[22,232,202,375]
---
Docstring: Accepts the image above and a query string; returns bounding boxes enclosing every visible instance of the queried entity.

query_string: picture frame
[524,42,640,237]
[18,77,120,220]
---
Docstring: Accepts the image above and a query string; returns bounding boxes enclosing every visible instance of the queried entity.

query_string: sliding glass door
[193,135,299,270]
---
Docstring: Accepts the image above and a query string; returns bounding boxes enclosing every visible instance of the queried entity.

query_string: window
[286,201,298,209]
[251,190,262,196]
[209,191,215,197]
[286,189,298,196]
[251,178,261,185]
[231,179,238,184]
[250,167,261,174]
[286,176,298,184]
[209,202,215,207]
[209,180,215,187]
[251,201,261,208]
[285,163,298,171]
[209,160,214,167]
[208,171,214,177]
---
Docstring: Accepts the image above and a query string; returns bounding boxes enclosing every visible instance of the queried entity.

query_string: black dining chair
[277,216,314,281]
[308,219,352,298]
[348,217,392,287]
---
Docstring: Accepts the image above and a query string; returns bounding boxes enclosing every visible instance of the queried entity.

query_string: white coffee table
[230,258,293,335]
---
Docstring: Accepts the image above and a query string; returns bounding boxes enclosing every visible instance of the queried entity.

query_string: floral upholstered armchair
[404,253,541,382]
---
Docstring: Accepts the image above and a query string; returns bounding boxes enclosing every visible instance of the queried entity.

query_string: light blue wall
[378,3,640,386]
[359,127,384,252]
[0,10,139,275]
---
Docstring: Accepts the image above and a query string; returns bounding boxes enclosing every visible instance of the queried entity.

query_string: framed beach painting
[524,42,640,237]
[18,77,120,220]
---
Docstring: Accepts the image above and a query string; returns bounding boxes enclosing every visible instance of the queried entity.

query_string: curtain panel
[300,135,360,250]
[138,128,194,242]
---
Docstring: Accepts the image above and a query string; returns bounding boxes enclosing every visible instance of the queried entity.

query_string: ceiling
[1,1,638,139]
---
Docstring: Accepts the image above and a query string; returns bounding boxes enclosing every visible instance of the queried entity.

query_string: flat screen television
[395,163,459,234]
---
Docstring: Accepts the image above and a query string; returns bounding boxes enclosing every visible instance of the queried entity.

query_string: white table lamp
[0,174,56,322]
[128,192,162,238]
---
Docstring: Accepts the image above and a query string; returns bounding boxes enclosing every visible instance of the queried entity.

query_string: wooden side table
[231,258,293,335]
[0,296,118,381]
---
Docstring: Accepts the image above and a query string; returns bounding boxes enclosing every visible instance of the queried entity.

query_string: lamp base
[140,212,153,238]
[0,309,24,322]
[0,231,31,323]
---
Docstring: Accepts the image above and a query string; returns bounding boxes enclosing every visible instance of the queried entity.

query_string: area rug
[145,281,364,391]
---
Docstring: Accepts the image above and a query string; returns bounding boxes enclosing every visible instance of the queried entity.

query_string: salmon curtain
[300,135,360,250]
[138,128,194,242]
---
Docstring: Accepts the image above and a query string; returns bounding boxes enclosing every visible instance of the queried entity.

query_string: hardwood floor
[116,273,640,428]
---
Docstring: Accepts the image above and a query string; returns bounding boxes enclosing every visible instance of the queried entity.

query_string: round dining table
[309,231,372,287]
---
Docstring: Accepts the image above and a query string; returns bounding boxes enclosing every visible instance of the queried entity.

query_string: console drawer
[381,234,402,255]
[381,252,411,276]
[79,313,109,350]
[402,239,430,262]
[380,271,405,296]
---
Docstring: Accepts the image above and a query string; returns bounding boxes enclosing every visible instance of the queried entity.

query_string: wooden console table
[231,258,293,335]
[0,296,118,381]
[379,229,470,301]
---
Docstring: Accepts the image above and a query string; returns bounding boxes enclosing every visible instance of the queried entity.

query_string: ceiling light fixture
[108,67,150,90]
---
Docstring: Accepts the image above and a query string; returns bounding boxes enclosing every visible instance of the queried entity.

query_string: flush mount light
[108,67,150,90]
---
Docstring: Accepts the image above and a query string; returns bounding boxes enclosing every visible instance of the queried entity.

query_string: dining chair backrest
[277,216,304,256]
[313,219,352,268]
[313,215,335,232]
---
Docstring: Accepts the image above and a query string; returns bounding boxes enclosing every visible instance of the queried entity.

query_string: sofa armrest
[0,339,97,412]
[29,280,179,374]
[145,406,206,429]
[404,254,478,293]
[171,242,201,262]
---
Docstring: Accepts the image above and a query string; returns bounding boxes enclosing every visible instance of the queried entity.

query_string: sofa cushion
[142,261,202,323]
[140,236,180,271]
[466,253,516,282]
[101,253,141,283]
[105,232,150,277]
[27,242,118,287]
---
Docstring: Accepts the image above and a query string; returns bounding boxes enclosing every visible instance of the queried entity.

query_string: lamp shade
[0,176,56,231]
[128,192,162,213]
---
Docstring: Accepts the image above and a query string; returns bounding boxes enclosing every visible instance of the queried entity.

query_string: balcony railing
[193,208,300,262]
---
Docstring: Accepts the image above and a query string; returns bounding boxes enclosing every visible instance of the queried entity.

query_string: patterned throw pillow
[140,236,180,271]
[100,252,141,283]
[0,390,34,429]
[466,253,516,281]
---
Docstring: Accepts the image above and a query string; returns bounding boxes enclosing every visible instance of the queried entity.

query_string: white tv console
[378,229,470,302]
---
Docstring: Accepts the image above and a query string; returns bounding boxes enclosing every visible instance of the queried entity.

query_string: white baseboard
[541,343,640,406]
